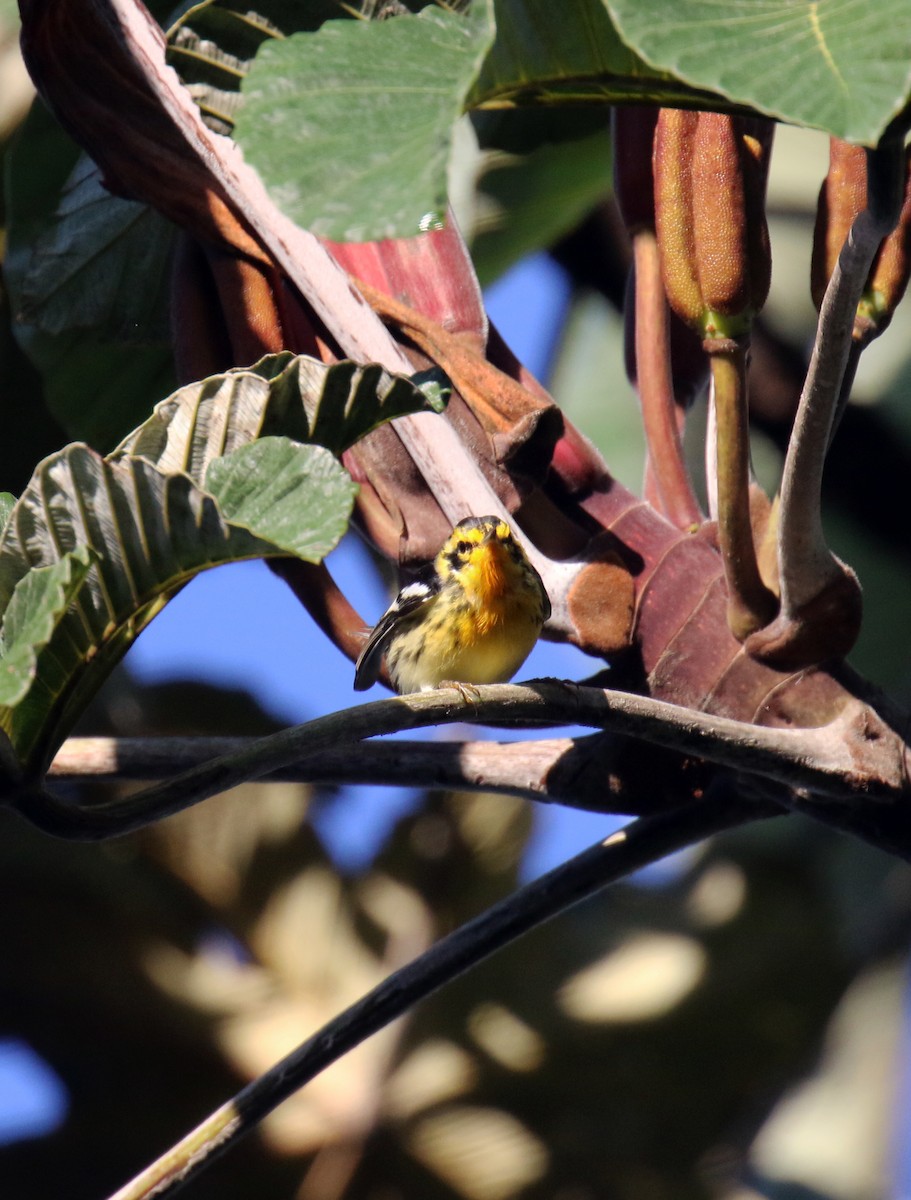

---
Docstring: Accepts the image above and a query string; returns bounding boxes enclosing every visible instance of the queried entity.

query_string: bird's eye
[456,540,472,556]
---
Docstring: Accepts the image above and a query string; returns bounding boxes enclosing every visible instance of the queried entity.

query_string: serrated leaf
[301,359,451,452]
[0,548,94,708]
[206,437,356,561]
[0,443,352,770]
[114,353,450,471]
[604,0,911,146]
[234,3,496,241]
[410,368,450,414]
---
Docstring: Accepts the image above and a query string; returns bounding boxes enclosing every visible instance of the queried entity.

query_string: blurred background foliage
[3,3,911,1199]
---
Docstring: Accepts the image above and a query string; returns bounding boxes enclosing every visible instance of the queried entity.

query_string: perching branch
[13,680,911,842]
[104,794,754,1200]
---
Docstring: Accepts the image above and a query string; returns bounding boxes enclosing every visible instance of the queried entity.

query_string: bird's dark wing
[353,579,436,691]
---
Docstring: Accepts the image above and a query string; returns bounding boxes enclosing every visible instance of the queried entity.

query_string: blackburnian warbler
[354,515,551,694]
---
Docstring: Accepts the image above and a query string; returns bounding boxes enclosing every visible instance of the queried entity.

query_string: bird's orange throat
[468,542,511,605]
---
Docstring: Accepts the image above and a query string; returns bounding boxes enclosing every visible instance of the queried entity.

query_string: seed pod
[654,110,773,342]
[811,140,911,343]
[860,150,911,340]
[654,109,703,329]
[810,139,867,312]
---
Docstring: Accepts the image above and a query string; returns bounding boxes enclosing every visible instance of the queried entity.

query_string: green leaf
[410,368,451,414]
[300,359,451,452]
[0,350,436,769]
[604,0,911,145]
[4,102,176,446]
[234,3,496,240]
[115,353,450,469]
[206,437,356,561]
[165,0,352,133]
[11,326,177,451]
[8,153,175,340]
[0,548,94,708]
[0,442,352,770]
[472,0,667,105]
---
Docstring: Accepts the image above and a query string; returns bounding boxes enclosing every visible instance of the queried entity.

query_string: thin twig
[777,142,905,613]
[105,795,754,1200]
[12,681,910,841]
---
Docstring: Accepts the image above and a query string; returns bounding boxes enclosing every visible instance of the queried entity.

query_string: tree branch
[13,681,911,842]
[46,730,697,816]
[48,733,589,805]
[104,795,754,1200]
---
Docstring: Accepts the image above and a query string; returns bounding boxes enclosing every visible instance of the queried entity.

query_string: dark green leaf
[0,548,94,707]
[12,326,177,451]
[0,443,347,769]
[234,3,496,240]
[205,437,357,561]
[4,103,176,446]
[300,359,451,452]
[8,153,175,340]
[604,0,911,145]
[472,0,666,105]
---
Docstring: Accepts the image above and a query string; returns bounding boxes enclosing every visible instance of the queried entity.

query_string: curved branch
[14,681,911,841]
[47,731,688,816]
[104,796,752,1200]
[48,733,580,801]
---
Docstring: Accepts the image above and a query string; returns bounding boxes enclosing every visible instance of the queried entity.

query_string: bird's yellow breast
[387,593,542,693]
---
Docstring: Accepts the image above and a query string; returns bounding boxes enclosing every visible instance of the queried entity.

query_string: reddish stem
[632,233,702,528]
